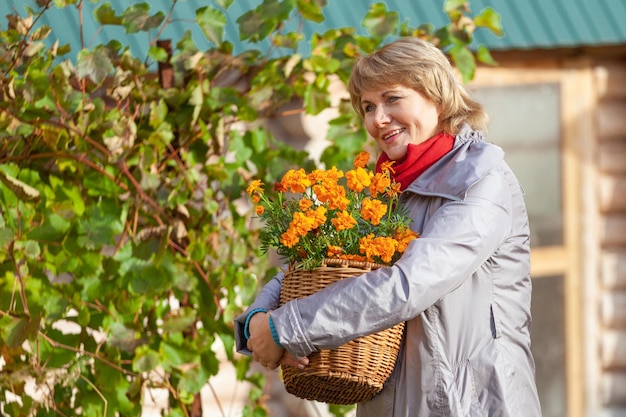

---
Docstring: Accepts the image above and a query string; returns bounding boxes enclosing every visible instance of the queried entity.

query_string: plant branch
[38,331,137,377]
[208,381,227,417]
[80,374,108,417]
[0,151,128,191]
[118,160,169,219]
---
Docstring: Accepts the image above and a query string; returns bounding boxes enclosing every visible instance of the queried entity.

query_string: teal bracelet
[268,315,284,349]
[243,308,268,340]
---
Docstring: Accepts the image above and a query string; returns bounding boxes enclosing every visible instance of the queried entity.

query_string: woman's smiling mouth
[383,128,405,142]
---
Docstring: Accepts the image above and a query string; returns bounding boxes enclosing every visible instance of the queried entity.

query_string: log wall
[595,57,626,415]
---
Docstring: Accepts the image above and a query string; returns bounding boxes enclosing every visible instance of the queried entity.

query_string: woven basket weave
[279,258,405,405]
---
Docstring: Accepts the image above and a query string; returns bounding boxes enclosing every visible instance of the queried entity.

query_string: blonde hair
[348,37,488,134]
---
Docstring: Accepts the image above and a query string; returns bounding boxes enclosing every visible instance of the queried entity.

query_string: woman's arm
[234,271,284,355]
[271,170,513,359]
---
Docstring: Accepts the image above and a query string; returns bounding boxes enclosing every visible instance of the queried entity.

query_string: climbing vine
[0,1,501,416]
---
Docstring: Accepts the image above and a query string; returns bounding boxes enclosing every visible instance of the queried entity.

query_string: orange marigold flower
[387,182,402,198]
[359,235,398,264]
[369,172,391,198]
[299,198,313,211]
[346,167,372,192]
[327,188,350,211]
[353,151,370,169]
[281,168,312,193]
[339,253,367,262]
[291,211,316,236]
[332,210,357,231]
[309,206,328,228]
[395,227,419,252]
[313,184,348,210]
[327,245,343,257]
[379,160,396,175]
[376,237,399,263]
[274,181,286,193]
[361,197,387,225]
[255,205,265,215]
[308,169,326,185]
[313,184,330,203]
[280,229,300,248]
[252,195,260,203]
[246,179,264,195]
[310,166,343,187]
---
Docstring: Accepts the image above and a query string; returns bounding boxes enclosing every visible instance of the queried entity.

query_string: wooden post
[157,40,174,89]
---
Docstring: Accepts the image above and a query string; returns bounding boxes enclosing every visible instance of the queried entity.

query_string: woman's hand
[246,311,309,370]
[246,311,284,369]
[280,350,309,369]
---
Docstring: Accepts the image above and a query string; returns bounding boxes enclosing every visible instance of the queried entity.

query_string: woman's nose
[374,107,390,127]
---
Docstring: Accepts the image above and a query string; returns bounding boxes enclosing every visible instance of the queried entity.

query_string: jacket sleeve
[270,170,513,358]
[234,271,284,355]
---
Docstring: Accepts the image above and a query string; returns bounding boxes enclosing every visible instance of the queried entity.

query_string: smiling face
[360,85,441,161]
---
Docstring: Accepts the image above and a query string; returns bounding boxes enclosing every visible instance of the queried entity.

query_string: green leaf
[0,227,14,248]
[77,307,91,327]
[160,341,198,369]
[76,47,114,84]
[237,9,274,42]
[148,45,169,63]
[0,170,41,202]
[216,0,234,8]
[126,377,142,402]
[94,3,122,25]
[161,307,196,333]
[133,346,160,372]
[77,200,124,249]
[362,3,398,39]
[6,318,31,348]
[108,322,142,353]
[329,404,356,417]
[474,7,504,37]
[28,212,71,242]
[296,0,326,23]
[125,258,174,296]
[140,171,160,190]
[236,0,294,42]
[54,0,78,7]
[196,6,227,45]
[476,44,498,66]
[39,329,78,367]
[180,365,212,394]
[83,168,119,198]
[31,25,51,41]
[121,3,165,34]
[304,82,330,115]
[444,0,468,14]
[6,315,40,348]
[449,44,475,83]
[19,240,41,259]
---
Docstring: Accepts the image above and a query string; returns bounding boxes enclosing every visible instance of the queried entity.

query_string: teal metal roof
[471,0,626,49]
[1,0,625,63]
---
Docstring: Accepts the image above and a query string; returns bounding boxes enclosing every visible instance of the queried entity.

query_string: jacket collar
[403,124,505,201]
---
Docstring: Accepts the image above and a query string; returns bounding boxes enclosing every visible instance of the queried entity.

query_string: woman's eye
[388,96,400,103]
[363,104,375,113]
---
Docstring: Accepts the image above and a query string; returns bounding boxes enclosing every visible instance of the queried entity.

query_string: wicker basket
[279,258,405,405]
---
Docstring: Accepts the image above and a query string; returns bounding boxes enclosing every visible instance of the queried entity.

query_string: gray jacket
[235,126,542,417]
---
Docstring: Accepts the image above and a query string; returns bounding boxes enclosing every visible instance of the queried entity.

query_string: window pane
[471,84,563,247]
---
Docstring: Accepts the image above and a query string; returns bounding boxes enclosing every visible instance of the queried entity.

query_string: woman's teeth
[383,128,404,141]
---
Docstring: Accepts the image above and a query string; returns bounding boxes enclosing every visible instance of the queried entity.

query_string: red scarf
[376,131,455,191]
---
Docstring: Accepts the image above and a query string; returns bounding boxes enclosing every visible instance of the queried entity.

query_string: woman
[236,37,542,416]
